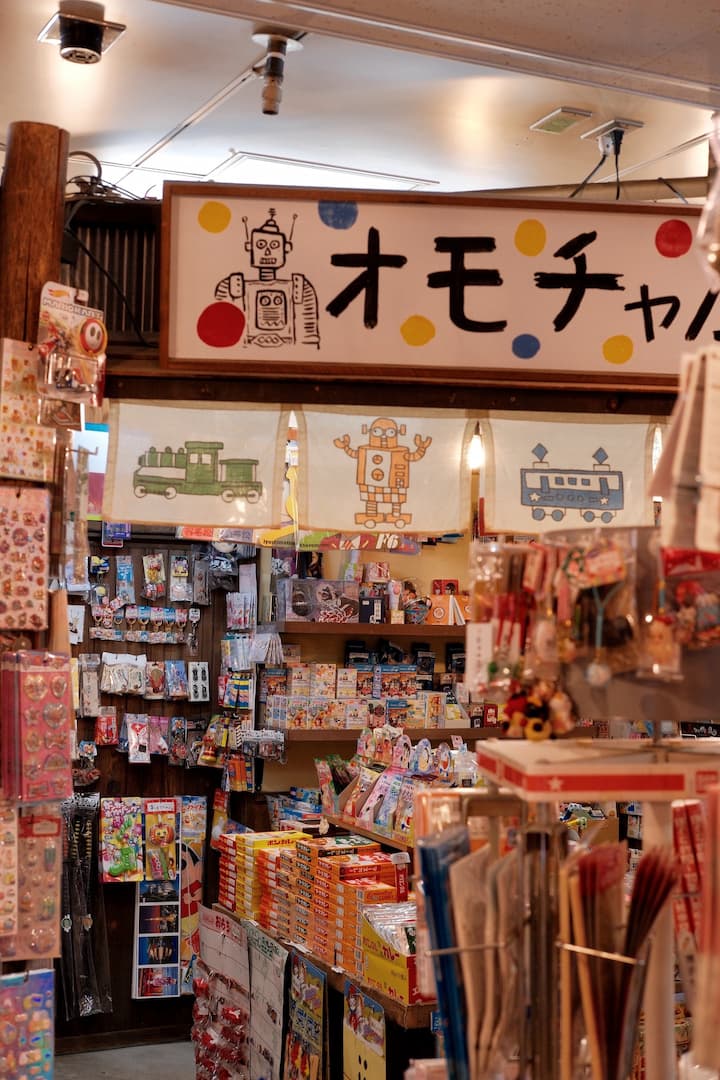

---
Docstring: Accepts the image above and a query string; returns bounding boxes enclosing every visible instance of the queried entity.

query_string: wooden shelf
[323,812,413,852]
[286,726,499,742]
[280,622,465,638]
[215,905,435,1029]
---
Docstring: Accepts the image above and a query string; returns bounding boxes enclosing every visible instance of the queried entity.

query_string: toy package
[180,795,207,992]
[127,715,151,764]
[1,650,74,802]
[144,659,166,699]
[115,554,136,606]
[0,968,54,1076]
[0,486,50,631]
[37,281,106,406]
[13,808,62,959]
[662,548,720,649]
[168,717,188,767]
[142,553,166,601]
[165,659,189,699]
[100,797,144,883]
[144,798,179,882]
[188,661,210,703]
[169,554,193,603]
[94,705,119,746]
[148,715,170,755]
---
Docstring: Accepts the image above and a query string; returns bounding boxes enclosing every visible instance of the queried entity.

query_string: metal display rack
[475,736,720,1080]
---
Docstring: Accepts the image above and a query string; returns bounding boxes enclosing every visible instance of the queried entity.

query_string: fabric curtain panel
[295,406,474,535]
[104,400,289,527]
[482,411,665,534]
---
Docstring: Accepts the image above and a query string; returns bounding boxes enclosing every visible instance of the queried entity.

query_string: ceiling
[0,0,719,201]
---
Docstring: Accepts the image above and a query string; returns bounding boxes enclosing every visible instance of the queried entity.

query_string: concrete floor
[55,1041,195,1079]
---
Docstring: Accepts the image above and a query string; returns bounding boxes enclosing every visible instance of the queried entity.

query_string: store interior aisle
[55,1041,195,1079]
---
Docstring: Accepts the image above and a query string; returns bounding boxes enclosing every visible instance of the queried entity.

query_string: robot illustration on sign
[333,417,432,528]
[214,207,320,348]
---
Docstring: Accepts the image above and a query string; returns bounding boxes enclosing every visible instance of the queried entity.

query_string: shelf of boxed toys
[280,622,466,638]
[213,904,435,1030]
[322,812,413,852]
[285,725,498,742]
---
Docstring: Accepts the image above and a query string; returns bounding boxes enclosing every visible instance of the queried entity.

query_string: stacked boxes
[309,853,399,974]
[217,829,426,998]
[293,835,382,953]
[263,659,453,730]
[216,830,310,919]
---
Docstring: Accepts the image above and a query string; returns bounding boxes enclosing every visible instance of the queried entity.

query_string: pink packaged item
[0,485,50,630]
[1,651,73,802]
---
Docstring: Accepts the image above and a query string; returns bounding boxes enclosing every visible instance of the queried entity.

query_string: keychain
[187,607,201,654]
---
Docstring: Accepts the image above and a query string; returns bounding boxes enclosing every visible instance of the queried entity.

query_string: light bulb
[467,428,484,471]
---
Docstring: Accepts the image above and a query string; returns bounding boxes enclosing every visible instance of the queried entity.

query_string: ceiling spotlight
[38,1,126,65]
[252,28,304,116]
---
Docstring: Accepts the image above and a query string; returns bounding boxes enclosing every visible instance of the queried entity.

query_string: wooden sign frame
[160,183,703,391]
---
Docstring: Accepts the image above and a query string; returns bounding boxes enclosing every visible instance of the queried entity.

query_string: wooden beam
[0,121,69,341]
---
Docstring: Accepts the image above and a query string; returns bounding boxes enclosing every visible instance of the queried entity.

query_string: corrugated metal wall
[61,199,161,346]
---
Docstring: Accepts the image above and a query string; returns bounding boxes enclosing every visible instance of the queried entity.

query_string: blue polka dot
[512,333,541,359]
[318,201,358,229]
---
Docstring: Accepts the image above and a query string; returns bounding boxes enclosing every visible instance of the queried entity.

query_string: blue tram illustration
[520,444,624,524]
[133,441,263,503]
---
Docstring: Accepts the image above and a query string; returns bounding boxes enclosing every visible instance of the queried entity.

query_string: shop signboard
[162,183,703,387]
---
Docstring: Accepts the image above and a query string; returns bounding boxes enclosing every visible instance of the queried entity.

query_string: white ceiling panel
[0,0,716,202]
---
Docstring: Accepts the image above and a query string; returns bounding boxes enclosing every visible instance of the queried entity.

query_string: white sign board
[162,184,705,381]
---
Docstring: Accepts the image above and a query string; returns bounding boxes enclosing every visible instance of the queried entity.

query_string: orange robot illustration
[333,417,431,528]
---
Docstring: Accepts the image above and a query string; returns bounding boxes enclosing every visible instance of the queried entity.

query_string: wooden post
[0,120,69,341]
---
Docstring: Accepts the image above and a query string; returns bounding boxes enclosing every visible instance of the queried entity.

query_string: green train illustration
[133,441,263,503]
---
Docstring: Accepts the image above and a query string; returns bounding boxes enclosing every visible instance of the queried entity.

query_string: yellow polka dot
[401,315,436,346]
[198,201,232,233]
[603,334,634,365]
[514,219,546,256]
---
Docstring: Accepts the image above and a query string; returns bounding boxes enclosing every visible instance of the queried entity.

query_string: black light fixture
[37,1,126,65]
[251,28,304,116]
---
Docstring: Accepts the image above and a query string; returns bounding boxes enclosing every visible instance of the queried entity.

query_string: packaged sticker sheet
[0,339,40,425]
[0,486,50,630]
[0,967,54,1077]
[1,651,74,803]
[0,421,55,483]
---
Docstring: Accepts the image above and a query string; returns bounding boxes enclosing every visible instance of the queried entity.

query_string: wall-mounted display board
[161,183,704,388]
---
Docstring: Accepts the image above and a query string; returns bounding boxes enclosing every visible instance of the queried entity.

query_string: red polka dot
[655,219,693,258]
[196,302,245,348]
